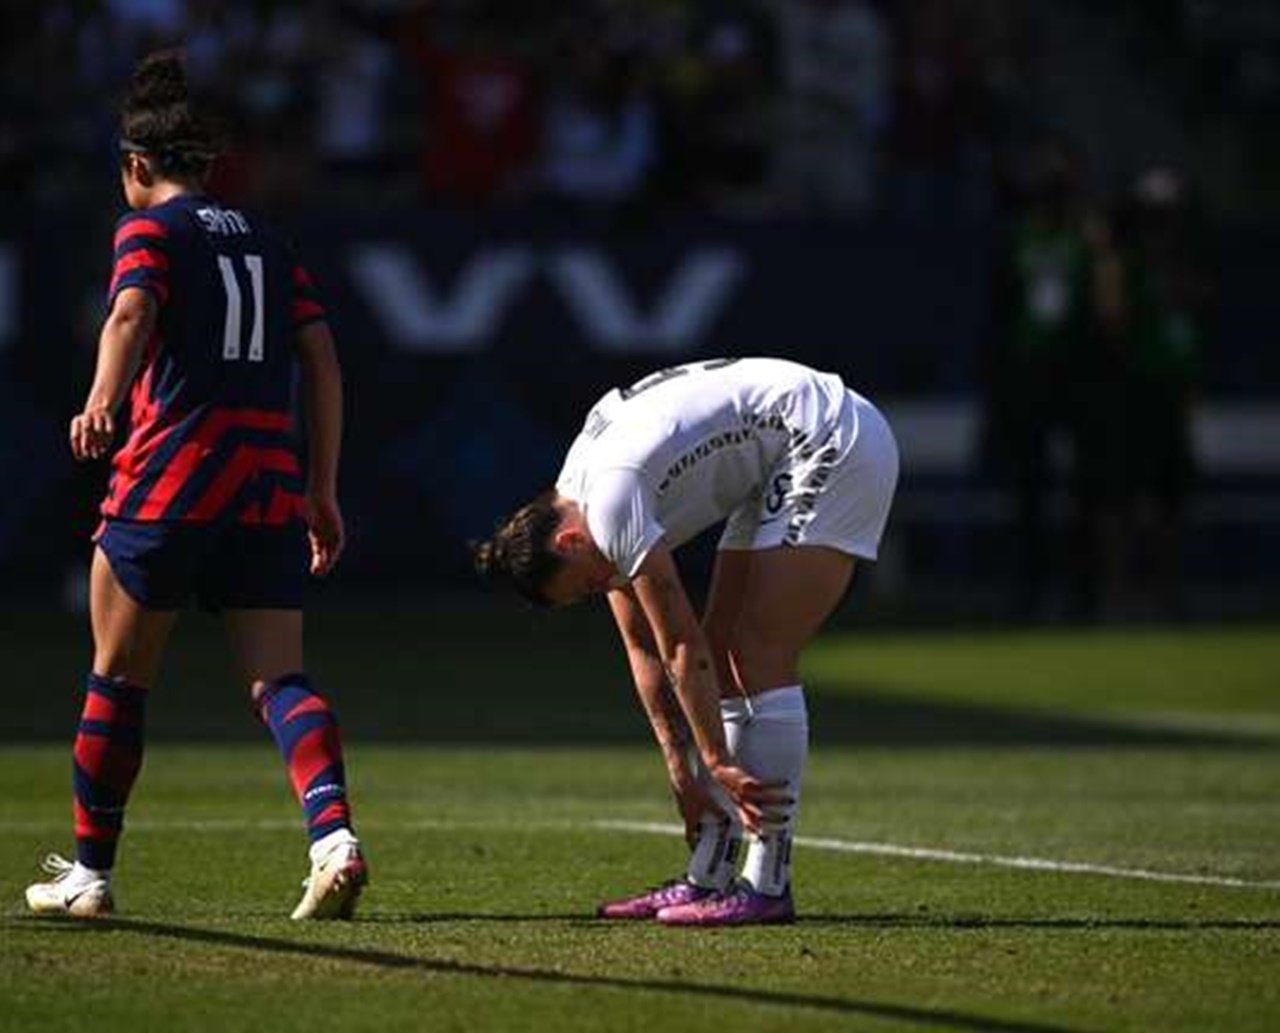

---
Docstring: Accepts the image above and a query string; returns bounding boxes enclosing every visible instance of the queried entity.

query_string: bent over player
[475,358,898,925]
[24,51,365,919]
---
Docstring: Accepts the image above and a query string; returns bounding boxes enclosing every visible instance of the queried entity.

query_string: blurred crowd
[0,0,1244,621]
[5,0,1272,220]
[984,135,1213,623]
[0,0,1038,218]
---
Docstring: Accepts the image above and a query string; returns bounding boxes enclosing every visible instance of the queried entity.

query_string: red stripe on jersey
[180,444,257,522]
[103,344,179,515]
[113,219,168,249]
[292,265,315,289]
[185,445,300,522]
[133,409,295,520]
[112,249,168,277]
[131,440,202,520]
[265,487,304,524]
[109,248,170,305]
[292,298,325,323]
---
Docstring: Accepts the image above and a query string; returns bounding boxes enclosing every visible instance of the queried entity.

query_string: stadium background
[2,6,1279,1029]
[0,0,1277,618]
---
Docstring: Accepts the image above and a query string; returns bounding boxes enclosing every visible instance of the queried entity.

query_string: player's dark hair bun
[470,490,566,606]
[121,49,224,180]
[128,50,190,109]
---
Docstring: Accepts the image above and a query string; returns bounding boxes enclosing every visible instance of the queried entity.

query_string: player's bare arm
[71,286,156,461]
[630,544,789,832]
[608,584,722,843]
[296,320,345,575]
[607,584,689,769]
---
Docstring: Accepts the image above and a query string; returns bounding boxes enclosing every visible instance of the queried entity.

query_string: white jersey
[556,358,850,577]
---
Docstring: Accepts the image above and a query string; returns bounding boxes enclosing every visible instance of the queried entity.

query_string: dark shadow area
[17,915,1087,1033]
[798,914,1280,932]
[802,689,1277,750]
[348,911,596,925]
[318,911,1280,933]
[10,686,1271,749]
[4,607,1274,750]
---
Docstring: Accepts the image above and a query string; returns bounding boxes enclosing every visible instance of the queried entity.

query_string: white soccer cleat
[290,829,367,920]
[25,854,114,918]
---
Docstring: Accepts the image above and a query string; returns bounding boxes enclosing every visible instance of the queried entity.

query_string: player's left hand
[304,490,345,576]
[709,762,793,834]
[69,408,115,461]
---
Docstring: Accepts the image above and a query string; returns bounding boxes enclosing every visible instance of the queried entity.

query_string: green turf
[2,610,1279,1031]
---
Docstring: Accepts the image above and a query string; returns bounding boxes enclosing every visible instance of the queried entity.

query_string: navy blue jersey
[101,194,326,524]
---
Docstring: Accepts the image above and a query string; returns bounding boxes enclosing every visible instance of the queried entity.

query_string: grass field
[2,605,1279,1031]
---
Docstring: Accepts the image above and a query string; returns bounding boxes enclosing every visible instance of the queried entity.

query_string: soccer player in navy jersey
[24,51,366,919]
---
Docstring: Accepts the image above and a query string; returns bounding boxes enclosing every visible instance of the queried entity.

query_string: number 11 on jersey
[216,253,265,362]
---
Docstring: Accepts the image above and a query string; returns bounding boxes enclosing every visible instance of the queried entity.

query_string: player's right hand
[70,409,115,461]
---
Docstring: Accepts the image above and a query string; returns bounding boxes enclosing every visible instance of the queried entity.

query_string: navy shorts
[95,519,309,611]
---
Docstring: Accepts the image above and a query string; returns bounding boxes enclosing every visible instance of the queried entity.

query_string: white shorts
[718,390,899,560]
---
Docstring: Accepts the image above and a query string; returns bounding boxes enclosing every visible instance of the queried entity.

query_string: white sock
[686,814,741,889]
[721,685,808,897]
[70,861,109,883]
[309,826,358,863]
[684,750,742,889]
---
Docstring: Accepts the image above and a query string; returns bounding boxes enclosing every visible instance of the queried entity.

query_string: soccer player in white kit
[474,358,899,925]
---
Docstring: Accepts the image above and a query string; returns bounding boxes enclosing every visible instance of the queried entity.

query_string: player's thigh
[222,609,304,698]
[702,548,754,695]
[731,545,856,692]
[90,546,179,688]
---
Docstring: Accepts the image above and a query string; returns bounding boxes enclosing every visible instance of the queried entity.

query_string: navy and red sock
[256,674,353,842]
[74,673,147,871]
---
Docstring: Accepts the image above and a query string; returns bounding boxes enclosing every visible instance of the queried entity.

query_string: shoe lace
[40,854,75,880]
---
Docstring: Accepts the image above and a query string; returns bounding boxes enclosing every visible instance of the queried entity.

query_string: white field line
[593,820,1280,891]
[7,815,1279,890]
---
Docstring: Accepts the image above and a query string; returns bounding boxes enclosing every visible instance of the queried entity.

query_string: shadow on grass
[25,915,1086,1033]
[12,687,1272,751]
[804,689,1279,750]
[317,911,1280,933]
[800,914,1280,932]
[7,606,1277,750]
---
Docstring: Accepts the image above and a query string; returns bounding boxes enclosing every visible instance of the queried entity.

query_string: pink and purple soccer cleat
[597,879,718,920]
[656,883,795,926]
